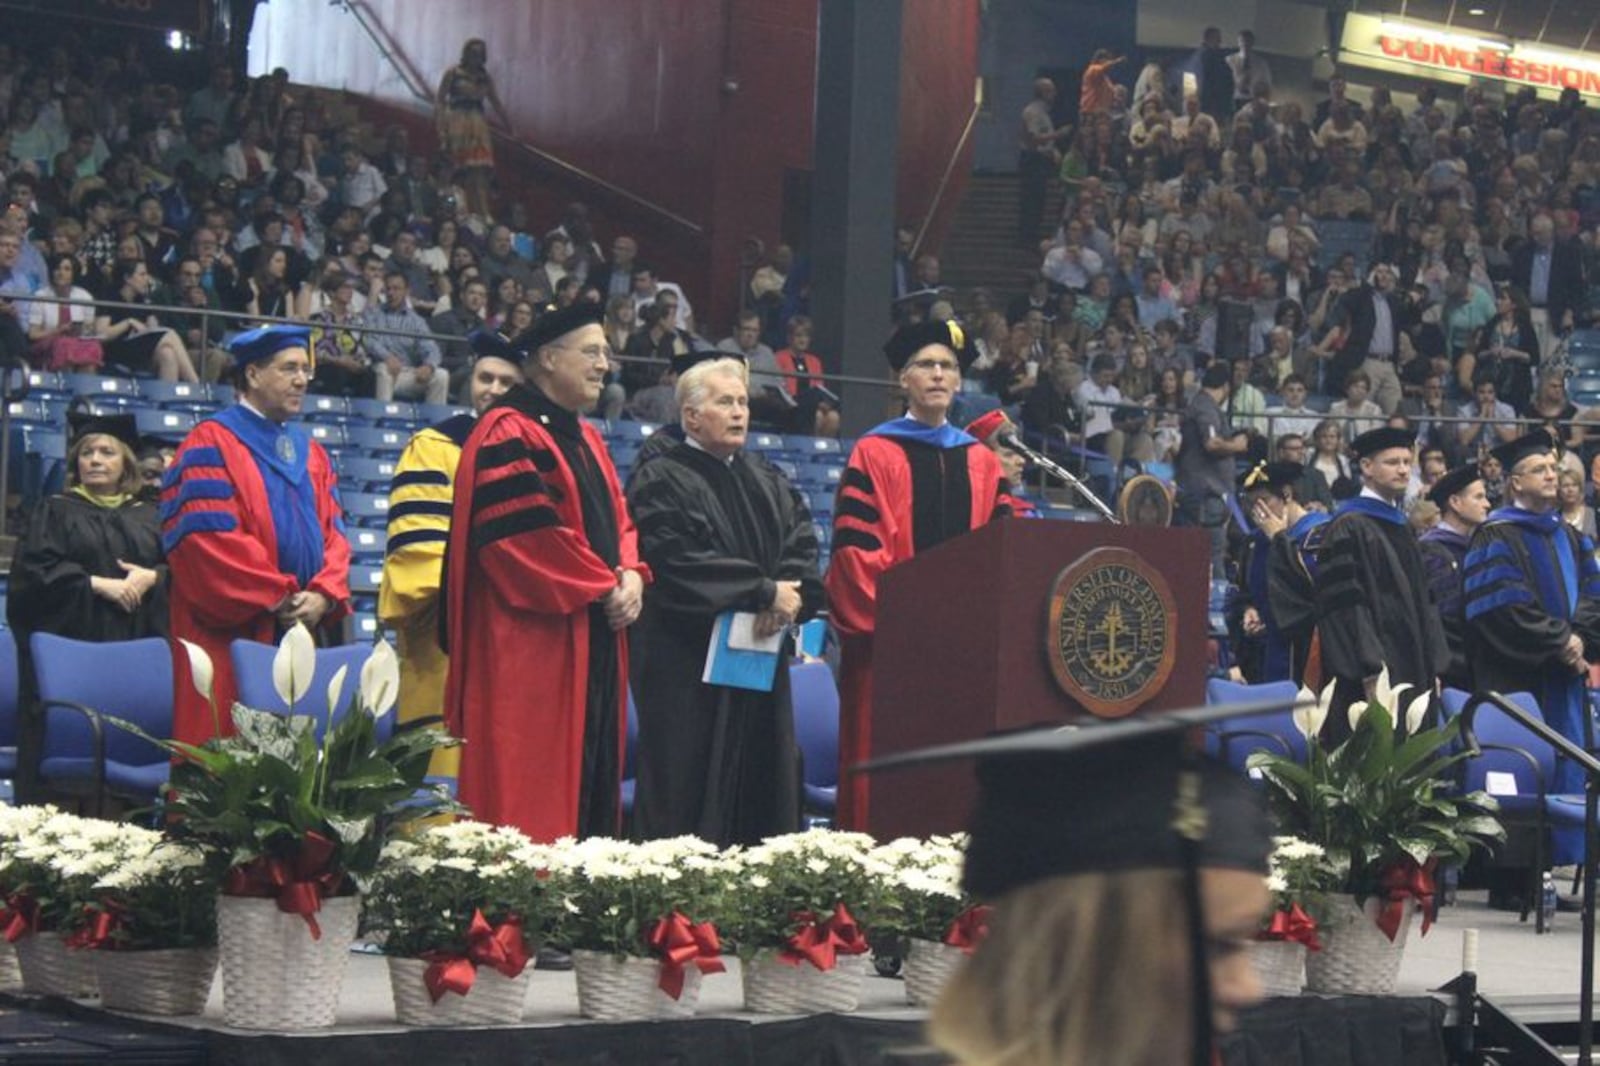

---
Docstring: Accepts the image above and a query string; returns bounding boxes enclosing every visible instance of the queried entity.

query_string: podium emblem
[1046,547,1177,718]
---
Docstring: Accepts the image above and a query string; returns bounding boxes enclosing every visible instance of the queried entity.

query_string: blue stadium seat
[621,690,639,817]
[786,434,842,456]
[134,409,197,442]
[350,398,418,426]
[292,421,348,448]
[609,419,660,442]
[349,562,384,597]
[230,641,394,740]
[791,661,840,822]
[745,432,787,455]
[0,628,19,781]
[1203,678,1305,771]
[348,425,410,455]
[344,491,390,527]
[351,613,382,641]
[417,403,470,425]
[138,380,216,413]
[66,373,142,398]
[5,399,54,426]
[347,527,385,559]
[302,395,354,423]
[338,455,398,491]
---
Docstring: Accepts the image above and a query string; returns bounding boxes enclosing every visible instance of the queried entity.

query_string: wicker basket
[387,956,531,1027]
[901,938,967,1007]
[14,932,98,998]
[96,947,218,1015]
[0,939,21,989]
[216,894,359,1030]
[572,950,703,1021]
[742,951,865,1014]
[1304,897,1411,996]
[1249,940,1307,998]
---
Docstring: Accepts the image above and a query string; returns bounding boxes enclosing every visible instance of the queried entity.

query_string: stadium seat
[349,425,410,455]
[791,660,840,822]
[134,409,197,442]
[609,420,660,442]
[746,432,786,454]
[349,562,384,597]
[5,399,54,426]
[346,526,385,559]
[338,455,398,491]
[138,381,215,413]
[621,690,640,817]
[0,628,19,782]
[350,398,418,426]
[230,640,394,741]
[33,634,173,814]
[66,373,142,398]
[417,403,470,425]
[344,491,390,527]
[351,613,382,641]
[302,395,354,423]
[786,434,842,455]
[1202,678,1304,771]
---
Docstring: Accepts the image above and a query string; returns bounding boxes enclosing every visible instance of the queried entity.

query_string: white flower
[360,639,400,718]
[272,622,317,707]
[179,639,215,705]
[1293,680,1335,740]
[1371,664,1413,718]
[748,875,771,890]
[1346,700,1370,733]
[325,664,349,719]
[1403,691,1431,736]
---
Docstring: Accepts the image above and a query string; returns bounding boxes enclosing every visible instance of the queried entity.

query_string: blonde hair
[67,433,141,497]
[928,871,1191,1066]
[676,356,749,412]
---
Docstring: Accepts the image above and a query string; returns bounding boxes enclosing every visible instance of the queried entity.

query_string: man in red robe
[444,303,650,842]
[824,319,1007,829]
[162,325,351,743]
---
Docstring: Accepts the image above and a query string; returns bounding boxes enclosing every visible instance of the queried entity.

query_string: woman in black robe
[6,413,168,801]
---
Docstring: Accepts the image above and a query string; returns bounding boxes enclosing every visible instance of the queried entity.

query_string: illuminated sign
[1338,13,1600,102]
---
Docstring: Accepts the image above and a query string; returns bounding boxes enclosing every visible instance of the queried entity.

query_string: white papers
[726,612,785,654]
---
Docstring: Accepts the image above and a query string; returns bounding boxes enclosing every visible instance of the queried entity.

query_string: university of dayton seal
[1046,547,1177,718]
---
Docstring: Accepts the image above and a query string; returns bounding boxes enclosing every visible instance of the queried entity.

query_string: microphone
[995,430,1120,523]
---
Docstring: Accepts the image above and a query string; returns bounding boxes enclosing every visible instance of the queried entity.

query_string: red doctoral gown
[443,392,648,842]
[823,419,1006,829]
[162,415,351,745]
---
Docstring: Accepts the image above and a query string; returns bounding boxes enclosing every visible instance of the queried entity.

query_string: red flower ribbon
[222,831,345,939]
[778,903,869,972]
[0,892,37,944]
[646,910,725,1000]
[63,903,122,951]
[942,904,992,955]
[1376,858,1436,943]
[1257,903,1322,952]
[421,910,531,1003]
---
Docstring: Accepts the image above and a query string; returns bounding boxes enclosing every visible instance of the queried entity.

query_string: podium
[865,519,1210,840]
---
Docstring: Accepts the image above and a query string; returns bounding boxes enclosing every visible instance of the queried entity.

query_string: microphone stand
[1000,431,1121,524]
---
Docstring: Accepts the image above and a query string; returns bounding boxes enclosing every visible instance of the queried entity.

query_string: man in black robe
[1237,461,1329,685]
[1314,426,1449,741]
[626,355,822,846]
[1418,464,1489,693]
[1465,430,1600,803]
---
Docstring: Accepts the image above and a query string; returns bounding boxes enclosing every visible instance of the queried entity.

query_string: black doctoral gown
[6,492,169,801]
[1313,496,1448,742]
[625,442,822,846]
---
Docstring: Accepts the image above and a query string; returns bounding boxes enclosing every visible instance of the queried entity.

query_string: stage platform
[0,890,1579,1066]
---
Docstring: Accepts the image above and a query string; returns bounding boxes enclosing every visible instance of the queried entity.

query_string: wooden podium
[865,520,1210,840]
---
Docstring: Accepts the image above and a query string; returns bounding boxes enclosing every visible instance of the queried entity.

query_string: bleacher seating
[350,399,418,426]
[338,455,398,491]
[346,526,385,559]
[343,491,390,527]
[134,409,197,442]
[302,395,355,423]
[66,374,143,399]
[418,403,471,425]
[139,381,217,414]
[348,425,410,455]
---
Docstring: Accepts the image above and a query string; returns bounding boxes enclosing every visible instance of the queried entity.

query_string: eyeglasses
[907,358,958,373]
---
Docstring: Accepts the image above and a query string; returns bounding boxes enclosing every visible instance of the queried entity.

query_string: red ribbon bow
[778,903,869,972]
[222,831,345,939]
[0,892,37,944]
[63,903,122,951]
[1257,903,1322,952]
[942,904,992,955]
[646,911,725,1000]
[1376,858,1436,943]
[422,910,531,1003]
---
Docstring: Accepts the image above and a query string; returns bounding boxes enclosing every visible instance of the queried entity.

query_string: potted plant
[546,835,726,1021]
[365,820,556,1026]
[0,804,64,990]
[716,829,887,1014]
[127,625,460,1030]
[1248,671,1504,995]
[1252,836,1337,998]
[0,810,146,998]
[872,834,987,1007]
[78,838,219,1014]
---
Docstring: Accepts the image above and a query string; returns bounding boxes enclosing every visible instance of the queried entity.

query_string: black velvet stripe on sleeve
[832,528,884,554]
[470,505,562,549]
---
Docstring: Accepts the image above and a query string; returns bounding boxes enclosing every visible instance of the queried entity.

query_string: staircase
[938,172,1065,298]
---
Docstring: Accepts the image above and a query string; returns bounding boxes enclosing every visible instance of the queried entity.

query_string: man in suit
[1312,263,1404,416]
[1510,213,1585,358]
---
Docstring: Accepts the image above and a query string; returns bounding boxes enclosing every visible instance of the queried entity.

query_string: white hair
[676,357,749,413]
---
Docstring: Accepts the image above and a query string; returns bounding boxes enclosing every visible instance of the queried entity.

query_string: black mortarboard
[514,302,605,357]
[1238,459,1304,492]
[1349,425,1415,460]
[227,325,314,370]
[670,346,744,378]
[1426,464,1483,509]
[883,319,976,372]
[1490,428,1556,474]
[66,410,139,452]
[467,327,524,364]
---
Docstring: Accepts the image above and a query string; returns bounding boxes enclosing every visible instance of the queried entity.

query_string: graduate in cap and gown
[824,319,1007,829]
[625,354,822,845]
[379,329,524,803]
[1465,430,1600,801]
[162,325,351,744]
[7,411,168,801]
[1313,425,1449,741]
[443,302,651,842]
[1237,460,1329,684]
[860,707,1274,1066]
[1418,464,1490,693]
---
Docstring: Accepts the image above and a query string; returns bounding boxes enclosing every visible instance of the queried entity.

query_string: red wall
[252,0,976,331]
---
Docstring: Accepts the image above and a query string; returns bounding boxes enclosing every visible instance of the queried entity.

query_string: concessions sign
[1339,12,1600,102]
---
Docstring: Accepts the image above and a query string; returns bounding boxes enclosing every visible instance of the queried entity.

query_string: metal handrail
[327,0,433,105]
[912,78,984,261]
